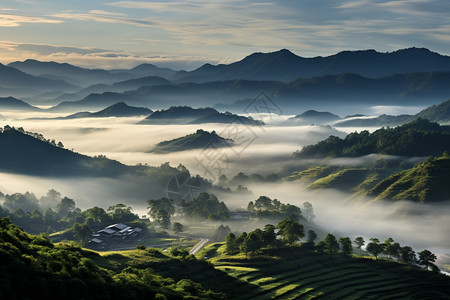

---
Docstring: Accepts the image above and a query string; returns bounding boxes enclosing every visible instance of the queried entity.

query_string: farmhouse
[88,223,142,249]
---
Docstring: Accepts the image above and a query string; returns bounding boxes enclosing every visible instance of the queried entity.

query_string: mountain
[189,111,264,125]
[334,98,450,127]
[285,110,341,125]
[62,102,152,119]
[366,156,450,202]
[0,125,127,176]
[46,76,172,105]
[150,129,233,153]
[0,63,78,98]
[334,114,414,127]
[174,47,450,83]
[294,119,450,158]
[139,106,262,125]
[7,59,136,87]
[51,72,450,113]
[415,98,450,123]
[0,97,41,111]
[127,63,177,79]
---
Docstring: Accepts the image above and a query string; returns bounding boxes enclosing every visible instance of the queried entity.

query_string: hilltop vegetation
[150,129,233,153]
[295,119,450,158]
[0,218,226,299]
[366,155,450,202]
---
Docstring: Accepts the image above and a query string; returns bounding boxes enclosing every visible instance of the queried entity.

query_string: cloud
[0,12,63,27]
[53,10,155,27]
[0,41,213,69]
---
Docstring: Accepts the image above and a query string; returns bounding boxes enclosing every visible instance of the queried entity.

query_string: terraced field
[209,247,450,299]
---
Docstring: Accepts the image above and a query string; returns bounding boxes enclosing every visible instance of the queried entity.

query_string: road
[189,238,209,255]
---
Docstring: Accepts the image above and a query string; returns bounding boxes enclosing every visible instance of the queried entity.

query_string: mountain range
[4,47,450,112]
[48,102,152,119]
[172,47,450,83]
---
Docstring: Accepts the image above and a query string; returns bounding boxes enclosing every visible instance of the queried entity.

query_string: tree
[418,249,438,271]
[57,197,76,218]
[225,233,239,255]
[354,237,365,252]
[384,238,400,261]
[107,204,138,223]
[147,198,175,227]
[306,230,317,244]
[236,232,247,252]
[366,238,384,260]
[339,237,353,256]
[72,223,92,246]
[277,218,304,245]
[302,202,315,221]
[322,234,339,256]
[172,222,183,234]
[39,189,62,209]
[399,246,416,264]
[241,231,263,255]
[262,224,277,246]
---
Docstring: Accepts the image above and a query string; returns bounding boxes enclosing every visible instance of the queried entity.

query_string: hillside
[294,119,450,158]
[62,102,152,119]
[139,106,262,125]
[366,156,450,202]
[0,218,228,299]
[8,59,135,87]
[150,129,233,153]
[335,99,450,127]
[174,47,450,83]
[285,110,341,125]
[204,244,450,299]
[0,96,41,111]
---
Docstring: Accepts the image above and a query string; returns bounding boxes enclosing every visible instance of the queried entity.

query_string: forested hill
[0,125,127,176]
[366,156,450,202]
[0,218,225,299]
[294,119,450,158]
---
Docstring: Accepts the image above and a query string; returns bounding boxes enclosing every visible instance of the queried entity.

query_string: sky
[0,0,449,70]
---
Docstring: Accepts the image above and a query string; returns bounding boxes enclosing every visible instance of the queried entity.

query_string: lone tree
[339,237,353,256]
[302,202,315,221]
[172,222,183,234]
[147,198,175,228]
[277,218,304,245]
[241,231,263,255]
[366,238,384,260]
[322,234,340,257]
[418,249,438,271]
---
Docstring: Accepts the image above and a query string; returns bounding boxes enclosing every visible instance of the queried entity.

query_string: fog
[222,181,450,255]
[1,110,449,257]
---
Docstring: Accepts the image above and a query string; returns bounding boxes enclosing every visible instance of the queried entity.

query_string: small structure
[88,223,142,249]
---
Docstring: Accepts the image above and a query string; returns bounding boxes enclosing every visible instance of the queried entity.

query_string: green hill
[294,119,450,158]
[366,156,450,202]
[0,217,228,299]
[150,129,233,153]
[206,245,450,300]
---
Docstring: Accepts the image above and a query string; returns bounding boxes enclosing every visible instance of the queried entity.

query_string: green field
[204,245,450,299]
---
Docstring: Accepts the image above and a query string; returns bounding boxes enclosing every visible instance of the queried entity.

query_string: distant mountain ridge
[285,110,341,125]
[48,72,450,112]
[61,102,152,119]
[174,47,450,83]
[0,97,41,111]
[139,106,263,125]
[334,98,450,127]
